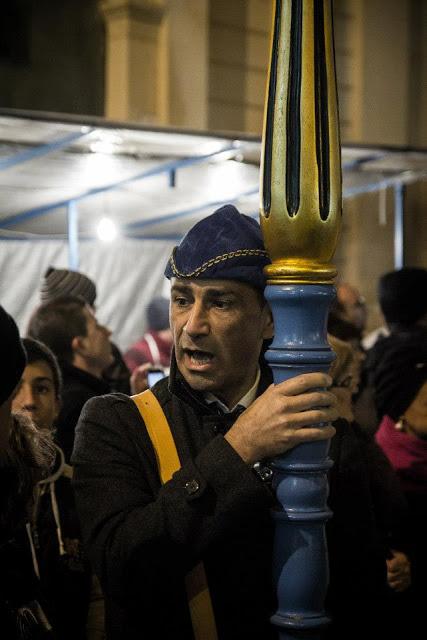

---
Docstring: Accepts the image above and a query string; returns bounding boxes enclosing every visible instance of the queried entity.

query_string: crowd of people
[1,204,426,639]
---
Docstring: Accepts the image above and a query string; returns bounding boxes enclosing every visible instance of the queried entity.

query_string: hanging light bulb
[96,217,118,242]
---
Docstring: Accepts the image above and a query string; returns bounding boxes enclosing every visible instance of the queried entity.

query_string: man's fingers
[279,408,339,430]
[289,425,336,443]
[277,390,337,413]
[274,373,333,397]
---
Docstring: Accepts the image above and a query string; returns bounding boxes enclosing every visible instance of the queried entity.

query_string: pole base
[271,612,330,640]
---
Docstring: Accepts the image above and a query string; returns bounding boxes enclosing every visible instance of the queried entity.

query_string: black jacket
[57,362,110,463]
[72,365,276,639]
[72,364,404,639]
[326,419,409,639]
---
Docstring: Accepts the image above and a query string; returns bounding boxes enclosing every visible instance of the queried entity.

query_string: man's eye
[174,297,189,307]
[213,299,232,309]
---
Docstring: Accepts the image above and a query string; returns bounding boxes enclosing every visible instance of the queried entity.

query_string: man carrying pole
[72,203,338,639]
[73,1,349,638]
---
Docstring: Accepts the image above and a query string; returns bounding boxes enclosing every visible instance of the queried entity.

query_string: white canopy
[1,109,426,349]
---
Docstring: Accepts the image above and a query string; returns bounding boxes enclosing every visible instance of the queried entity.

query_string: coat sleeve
[71,394,273,602]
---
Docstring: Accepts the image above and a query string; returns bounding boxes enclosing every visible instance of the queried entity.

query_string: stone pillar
[166,0,209,129]
[100,0,168,123]
[358,0,411,145]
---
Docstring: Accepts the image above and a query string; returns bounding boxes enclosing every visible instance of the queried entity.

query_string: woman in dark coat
[0,305,55,639]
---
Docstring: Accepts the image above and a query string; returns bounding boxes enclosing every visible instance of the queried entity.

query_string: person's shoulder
[75,393,144,453]
[81,392,134,417]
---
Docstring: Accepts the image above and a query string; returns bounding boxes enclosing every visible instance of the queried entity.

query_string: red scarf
[376,415,427,493]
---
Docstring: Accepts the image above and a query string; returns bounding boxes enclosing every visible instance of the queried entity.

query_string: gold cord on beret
[169,247,269,279]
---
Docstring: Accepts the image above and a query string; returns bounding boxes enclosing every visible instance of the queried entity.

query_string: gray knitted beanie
[40,267,97,307]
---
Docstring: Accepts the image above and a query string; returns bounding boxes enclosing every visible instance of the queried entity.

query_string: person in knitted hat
[72,204,338,639]
[40,267,97,307]
[39,266,130,394]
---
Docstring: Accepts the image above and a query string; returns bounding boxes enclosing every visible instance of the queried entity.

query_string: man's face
[12,360,60,430]
[79,306,113,372]
[170,278,273,408]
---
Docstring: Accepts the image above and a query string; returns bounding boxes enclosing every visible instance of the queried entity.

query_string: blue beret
[164,204,270,290]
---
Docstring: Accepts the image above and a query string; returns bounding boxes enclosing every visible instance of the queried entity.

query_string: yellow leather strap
[132,390,218,640]
[132,390,180,483]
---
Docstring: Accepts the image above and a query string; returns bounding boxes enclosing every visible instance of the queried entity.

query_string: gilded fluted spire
[260,0,342,284]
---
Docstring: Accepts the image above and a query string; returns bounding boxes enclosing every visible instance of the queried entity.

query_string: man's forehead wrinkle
[173,287,238,303]
[172,278,242,294]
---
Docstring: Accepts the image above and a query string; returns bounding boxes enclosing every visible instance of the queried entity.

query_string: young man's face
[12,360,60,430]
[79,306,113,372]
[170,278,273,408]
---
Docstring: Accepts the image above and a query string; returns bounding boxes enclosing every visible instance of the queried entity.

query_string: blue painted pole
[260,1,342,638]
[266,285,335,639]
[67,200,79,269]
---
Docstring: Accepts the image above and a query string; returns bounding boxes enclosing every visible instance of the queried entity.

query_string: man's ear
[262,304,274,340]
[71,335,85,356]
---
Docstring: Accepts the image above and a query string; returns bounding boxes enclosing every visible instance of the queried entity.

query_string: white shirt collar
[204,367,260,414]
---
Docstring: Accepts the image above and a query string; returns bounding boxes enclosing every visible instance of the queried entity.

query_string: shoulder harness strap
[132,390,218,640]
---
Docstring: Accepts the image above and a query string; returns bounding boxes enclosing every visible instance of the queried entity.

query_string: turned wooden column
[260,1,342,638]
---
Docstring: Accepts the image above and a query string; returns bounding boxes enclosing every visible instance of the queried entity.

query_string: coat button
[185,479,200,495]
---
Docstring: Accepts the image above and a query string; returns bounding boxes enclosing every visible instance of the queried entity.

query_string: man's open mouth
[183,348,214,365]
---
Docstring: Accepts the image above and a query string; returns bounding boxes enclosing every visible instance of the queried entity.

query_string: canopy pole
[260,1,342,637]
[394,182,405,269]
[67,200,79,270]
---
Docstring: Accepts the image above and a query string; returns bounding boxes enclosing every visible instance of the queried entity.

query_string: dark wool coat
[72,363,405,640]
[327,420,409,640]
[72,365,276,639]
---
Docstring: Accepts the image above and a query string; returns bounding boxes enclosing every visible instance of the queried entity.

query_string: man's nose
[184,302,209,337]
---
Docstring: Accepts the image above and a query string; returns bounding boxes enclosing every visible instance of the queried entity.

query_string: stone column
[166,0,209,129]
[100,0,168,123]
